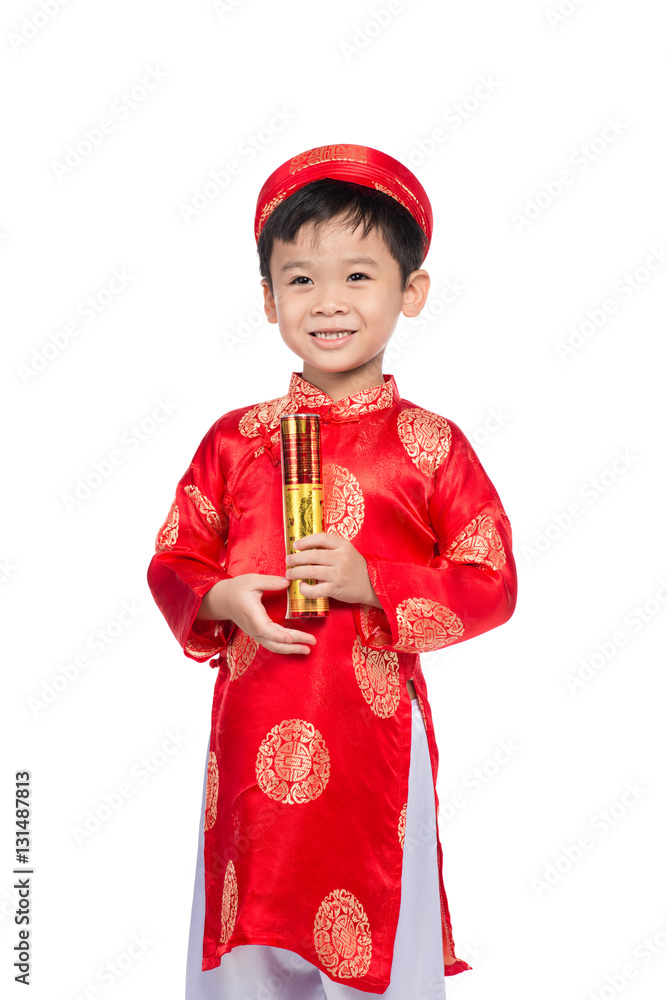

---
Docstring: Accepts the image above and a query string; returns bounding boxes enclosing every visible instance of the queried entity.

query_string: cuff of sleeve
[182,577,237,664]
[147,557,233,663]
[352,603,394,648]
[354,554,468,654]
[184,614,237,664]
[352,556,400,650]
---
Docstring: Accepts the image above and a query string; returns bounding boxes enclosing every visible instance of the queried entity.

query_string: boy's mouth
[309,330,356,341]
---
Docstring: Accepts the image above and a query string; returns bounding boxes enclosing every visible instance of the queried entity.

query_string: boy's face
[261,216,429,389]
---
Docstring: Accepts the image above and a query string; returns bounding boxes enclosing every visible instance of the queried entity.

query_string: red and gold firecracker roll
[280,414,329,618]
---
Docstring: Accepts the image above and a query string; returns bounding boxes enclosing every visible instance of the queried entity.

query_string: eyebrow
[279,255,379,273]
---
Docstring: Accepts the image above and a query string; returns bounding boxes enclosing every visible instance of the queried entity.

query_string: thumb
[257,576,290,590]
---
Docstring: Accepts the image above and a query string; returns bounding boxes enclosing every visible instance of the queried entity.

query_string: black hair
[257,178,428,295]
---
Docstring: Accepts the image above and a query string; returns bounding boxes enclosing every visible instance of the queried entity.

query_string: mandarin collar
[287,371,400,421]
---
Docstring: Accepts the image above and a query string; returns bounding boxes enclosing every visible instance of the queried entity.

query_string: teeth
[313,331,353,340]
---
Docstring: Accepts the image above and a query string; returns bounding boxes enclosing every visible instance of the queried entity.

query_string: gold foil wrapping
[280,414,329,618]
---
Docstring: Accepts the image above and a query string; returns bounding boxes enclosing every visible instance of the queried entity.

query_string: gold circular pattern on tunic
[398,802,407,849]
[205,751,219,832]
[444,513,506,571]
[255,719,330,805]
[313,888,372,978]
[220,860,238,946]
[396,408,451,477]
[322,463,365,540]
[351,636,400,718]
[228,629,259,681]
[395,598,465,652]
[155,499,179,551]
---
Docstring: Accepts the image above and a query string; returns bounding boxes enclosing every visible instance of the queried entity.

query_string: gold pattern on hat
[289,144,369,173]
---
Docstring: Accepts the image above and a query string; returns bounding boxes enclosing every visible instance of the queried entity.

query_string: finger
[254,576,291,589]
[297,581,328,596]
[261,640,314,655]
[286,570,333,588]
[286,556,332,573]
[261,622,317,645]
[258,626,316,655]
[293,532,340,549]
[286,556,332,574]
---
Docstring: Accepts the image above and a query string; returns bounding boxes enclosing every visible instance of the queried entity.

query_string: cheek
[274,297,300,329]
[365,300,398,334]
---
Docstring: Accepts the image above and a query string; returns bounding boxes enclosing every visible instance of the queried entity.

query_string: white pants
[185,696,447,998]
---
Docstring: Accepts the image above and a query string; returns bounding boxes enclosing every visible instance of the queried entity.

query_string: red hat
[254,143,433,261]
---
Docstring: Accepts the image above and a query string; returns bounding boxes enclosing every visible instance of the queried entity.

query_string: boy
[147,143,518,997]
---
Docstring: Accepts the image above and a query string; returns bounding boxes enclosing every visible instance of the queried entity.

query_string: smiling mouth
[309,330,356,340]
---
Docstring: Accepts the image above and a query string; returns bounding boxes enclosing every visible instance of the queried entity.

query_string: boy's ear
[401,269,430,318]
[261,279,278,324]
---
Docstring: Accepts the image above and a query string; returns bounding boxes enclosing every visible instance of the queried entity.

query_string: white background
[2,1,666,998]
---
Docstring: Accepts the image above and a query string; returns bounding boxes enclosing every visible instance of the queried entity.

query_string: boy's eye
[288,272,369,286]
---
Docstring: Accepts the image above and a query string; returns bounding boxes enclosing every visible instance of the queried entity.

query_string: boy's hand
[198,576,317,655]
[285,531,382,607]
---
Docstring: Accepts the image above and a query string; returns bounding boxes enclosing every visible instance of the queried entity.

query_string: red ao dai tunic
[147,371,518,993]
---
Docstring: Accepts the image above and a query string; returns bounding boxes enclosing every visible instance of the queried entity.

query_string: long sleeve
[352,421,517,653]
[147,419,235,663]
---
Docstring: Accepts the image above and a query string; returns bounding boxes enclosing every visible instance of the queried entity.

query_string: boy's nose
[312,302,348,315]
[310,279,351,315]
[311,293,350,315]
